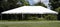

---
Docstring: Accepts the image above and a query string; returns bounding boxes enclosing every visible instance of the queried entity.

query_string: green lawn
[0,21,60,27]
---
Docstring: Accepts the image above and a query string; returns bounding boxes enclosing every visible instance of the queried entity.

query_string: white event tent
[1,6,58,20]
[1,6,58,14]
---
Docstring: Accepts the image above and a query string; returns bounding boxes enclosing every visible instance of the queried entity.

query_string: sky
[28,0,50,9]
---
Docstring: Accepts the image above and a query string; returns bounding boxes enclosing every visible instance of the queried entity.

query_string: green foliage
[37,18,46,21]
[49,0,60,10]
[28,17,38,20]
[0,0,30,12]
[55,7,60,20]
[35,2,47,8]
[49,0,60,20]
[55,7,60,13]
[0,0,21,11]
[44,14,57,20]
[19,0,30,6]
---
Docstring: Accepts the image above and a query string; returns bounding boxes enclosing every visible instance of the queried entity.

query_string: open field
[0,21,60,27]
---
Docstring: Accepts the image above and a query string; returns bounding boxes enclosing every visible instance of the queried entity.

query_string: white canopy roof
[1,6,58,14]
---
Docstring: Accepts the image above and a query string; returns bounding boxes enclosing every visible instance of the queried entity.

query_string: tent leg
[22,14,24,20]
[1,14,2,21]
[41,14,42,18]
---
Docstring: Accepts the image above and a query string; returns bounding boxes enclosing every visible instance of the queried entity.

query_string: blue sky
[28,0,35,5]
[28,0,50,9]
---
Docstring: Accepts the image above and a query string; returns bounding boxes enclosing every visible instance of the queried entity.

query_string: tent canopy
[1,6,58,14]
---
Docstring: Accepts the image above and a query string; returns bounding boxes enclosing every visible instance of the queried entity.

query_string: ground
[0,21,60,27]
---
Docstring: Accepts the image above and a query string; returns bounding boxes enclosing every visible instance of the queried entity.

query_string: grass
[0,21,60,27]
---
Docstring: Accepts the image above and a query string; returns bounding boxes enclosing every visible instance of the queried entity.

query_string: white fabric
[1,6,58,14]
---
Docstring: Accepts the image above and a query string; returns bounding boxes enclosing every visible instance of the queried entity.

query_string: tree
[5,0,21,10]
[0,0,6,12]
[55,7,60,20]
[34,2,47,8]
[49,0,60,10]
[0,0,21,12]
[49,0,60,20]
[0,0,30,12]
[19,0,30,6]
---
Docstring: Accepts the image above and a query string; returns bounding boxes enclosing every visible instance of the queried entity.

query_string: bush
[44,14,57,20]
[37,18,46,21]
[27,17,38,20]
[27,16,46,21]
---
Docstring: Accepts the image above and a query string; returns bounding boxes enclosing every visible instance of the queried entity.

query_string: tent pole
[22,14,24,20]
[41,14,42,18]
[1,14,2,21]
